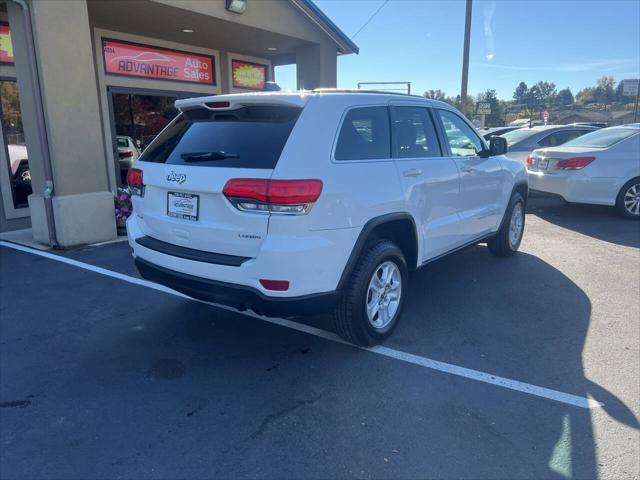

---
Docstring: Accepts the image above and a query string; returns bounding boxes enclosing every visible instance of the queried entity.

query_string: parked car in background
[8,144,31,207]
[500,125,599,163]
[127,91,528,346]
[570,122,609,129]
[117,136,141,180]
[480,126,522,140]
[527,124,640,218]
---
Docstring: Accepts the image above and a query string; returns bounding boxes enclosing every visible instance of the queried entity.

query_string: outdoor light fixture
[225,0,247,14]
[182,29,194,33]
[267,47,277,51]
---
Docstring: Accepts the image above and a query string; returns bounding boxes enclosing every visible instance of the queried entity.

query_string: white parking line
[0,240,603,409]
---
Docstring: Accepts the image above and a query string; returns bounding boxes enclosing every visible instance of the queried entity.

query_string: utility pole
[460,0,472,115]
[634,82,639,123]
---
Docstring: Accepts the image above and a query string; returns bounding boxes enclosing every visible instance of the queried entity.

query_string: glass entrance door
[110,91,180,184]
[0,79,31,209]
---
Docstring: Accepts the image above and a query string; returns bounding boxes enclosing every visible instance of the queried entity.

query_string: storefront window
[1,80,31,209]
[112,93,179,150]
[111,92,179,183]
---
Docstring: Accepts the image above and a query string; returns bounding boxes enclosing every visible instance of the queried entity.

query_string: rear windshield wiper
[180,151,240,162]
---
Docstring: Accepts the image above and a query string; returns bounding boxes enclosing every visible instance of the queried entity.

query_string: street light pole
[460,0,472,115]
[634,82,639,123]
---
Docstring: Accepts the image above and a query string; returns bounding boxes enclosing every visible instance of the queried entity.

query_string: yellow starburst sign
[232,60,267,90]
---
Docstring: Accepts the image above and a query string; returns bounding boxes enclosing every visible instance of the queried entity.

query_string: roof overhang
[291,0,359,55]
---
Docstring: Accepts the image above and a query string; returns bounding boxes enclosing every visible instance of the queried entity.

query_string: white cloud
[477,59,635,73]
[483,1,496,61]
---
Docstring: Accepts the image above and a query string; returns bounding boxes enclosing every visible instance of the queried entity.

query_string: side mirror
[489,136,507,156]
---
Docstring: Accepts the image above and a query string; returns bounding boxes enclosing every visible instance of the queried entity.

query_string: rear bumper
[134,257,338,317]
[527,170,617,206]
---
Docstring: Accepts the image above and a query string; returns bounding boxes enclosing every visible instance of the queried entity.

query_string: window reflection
[1,80,31,209]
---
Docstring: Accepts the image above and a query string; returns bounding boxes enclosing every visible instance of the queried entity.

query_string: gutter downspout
[10,0,57,247]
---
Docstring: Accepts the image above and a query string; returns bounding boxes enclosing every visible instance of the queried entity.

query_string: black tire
[334,239,408,346]
[615,177,640,220]
[487,192,525,256]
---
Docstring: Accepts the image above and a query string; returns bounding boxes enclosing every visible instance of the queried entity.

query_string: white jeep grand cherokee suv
[127,90,527,346]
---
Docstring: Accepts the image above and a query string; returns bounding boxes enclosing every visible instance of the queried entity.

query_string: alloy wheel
[365,261,402,329]
[509,202,524,248]
[623,183,640,216]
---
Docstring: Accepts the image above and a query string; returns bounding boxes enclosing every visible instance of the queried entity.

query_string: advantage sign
[476,102,491,115]
[232,60,268,90]
[622,79,639,97]
[102,39,215,85]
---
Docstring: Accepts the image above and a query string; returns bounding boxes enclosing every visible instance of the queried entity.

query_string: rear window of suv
[138,105,301,169]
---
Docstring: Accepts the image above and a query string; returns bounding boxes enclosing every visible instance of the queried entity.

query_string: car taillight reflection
[127,168,145,196]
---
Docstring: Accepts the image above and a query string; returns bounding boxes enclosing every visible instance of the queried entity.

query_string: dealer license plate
[167,192,199,221]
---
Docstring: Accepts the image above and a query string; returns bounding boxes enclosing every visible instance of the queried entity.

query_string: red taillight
[555,157,596,170]
[223,179,323,214]
[222,178,268,203]
[259,279,290,291]
[127,168,144,196]
[205,101,230,109]
[526,154,534,165]
[119,150,134,158]
[267,180,323,204]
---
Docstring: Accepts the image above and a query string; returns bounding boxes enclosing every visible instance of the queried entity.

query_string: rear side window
[335,106,391,160]
[392,107,442,158]
[538,129,589,147]
[563,127,639,148]
[138,105,301,169]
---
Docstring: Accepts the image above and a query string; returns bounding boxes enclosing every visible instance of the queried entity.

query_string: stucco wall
[28,0,109,197]
[152,0,332,46]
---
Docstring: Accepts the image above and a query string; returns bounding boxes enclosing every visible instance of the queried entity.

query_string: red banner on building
[102,39,215,85]
[232,60,268,90]
[0,23,14,64]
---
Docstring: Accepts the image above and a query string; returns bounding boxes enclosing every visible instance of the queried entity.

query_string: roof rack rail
[313,88,423,98]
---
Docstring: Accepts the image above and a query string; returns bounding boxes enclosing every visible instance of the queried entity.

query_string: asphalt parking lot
[1,196,639,480]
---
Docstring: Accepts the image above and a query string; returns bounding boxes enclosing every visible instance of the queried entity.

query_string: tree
[555,88,574,106]
[575,86,596,104]
[593,76,616,104]
[0,82,23,135]
[534,81,557,107]
[527,84,543,107]
[446,95,475,119]
[513,82,528,104]
[476,89,504,126]
[423,89,446,101]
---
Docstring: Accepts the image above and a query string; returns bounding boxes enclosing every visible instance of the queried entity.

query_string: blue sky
[275,0,640,100]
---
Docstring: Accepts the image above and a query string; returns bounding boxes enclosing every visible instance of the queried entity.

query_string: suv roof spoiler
[175,93,310,111]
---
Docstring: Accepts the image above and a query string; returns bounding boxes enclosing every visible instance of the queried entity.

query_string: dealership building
[0,0,357,246]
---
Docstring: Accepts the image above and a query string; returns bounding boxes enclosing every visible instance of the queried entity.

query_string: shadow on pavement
[391,244,640,478]
[1,239,638,478]
[527,194,640,248]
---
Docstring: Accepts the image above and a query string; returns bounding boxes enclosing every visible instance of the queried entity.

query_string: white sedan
[527,124,640,218]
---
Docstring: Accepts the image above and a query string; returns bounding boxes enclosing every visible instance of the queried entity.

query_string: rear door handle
[461,165,475,173]
[403,168,422,177]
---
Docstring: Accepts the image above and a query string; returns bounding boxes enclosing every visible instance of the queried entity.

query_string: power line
[351,0,390,39]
